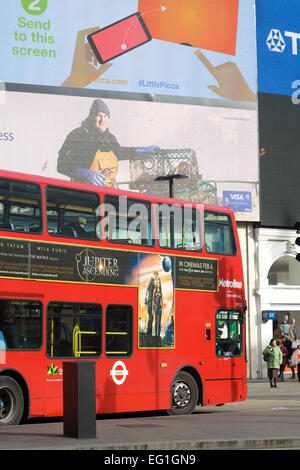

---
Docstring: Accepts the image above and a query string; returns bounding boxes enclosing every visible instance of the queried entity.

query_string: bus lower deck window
[105,304,133,357]
[46,302,102,358]
[0,300,42,350]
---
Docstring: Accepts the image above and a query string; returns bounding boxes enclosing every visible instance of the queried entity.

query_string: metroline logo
[219,278,242,289]
[266,28,300,55]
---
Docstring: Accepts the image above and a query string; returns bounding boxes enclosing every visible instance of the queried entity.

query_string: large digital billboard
[0,91,259,219]
[256,0,300,98]
[1,0,257,103]
[0,1,258,221]
[256,0,300,227]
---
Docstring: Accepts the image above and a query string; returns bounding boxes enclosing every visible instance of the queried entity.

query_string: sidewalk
[247,375,300,399]
[0,378,300,450]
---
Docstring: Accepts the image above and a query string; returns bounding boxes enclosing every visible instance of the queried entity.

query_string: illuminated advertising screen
[0,0,258,221]
[0,0,256,102]
[0,91,259,220]
[256,0,300,227]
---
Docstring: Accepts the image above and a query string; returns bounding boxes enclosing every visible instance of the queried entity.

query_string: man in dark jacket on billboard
[57,98,158,187]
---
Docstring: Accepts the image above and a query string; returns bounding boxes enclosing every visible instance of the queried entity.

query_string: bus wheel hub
[173,382,191,407]
[0,390,11,420]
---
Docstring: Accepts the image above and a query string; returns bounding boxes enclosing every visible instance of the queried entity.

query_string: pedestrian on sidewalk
[290,345,300,382]
[288,319,298,378]
[280,315,290,339]
[289,318,297,343]
[263,338,283,388]
[277,338,288,381]
[281,335,294,378]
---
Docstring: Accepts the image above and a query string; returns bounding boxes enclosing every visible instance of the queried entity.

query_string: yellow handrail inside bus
[0,196,39,205]
[105,331,128,355]
[73,329,98,357]
[73,323,81,357]
[50,318,54,358]
[106,351,128,354]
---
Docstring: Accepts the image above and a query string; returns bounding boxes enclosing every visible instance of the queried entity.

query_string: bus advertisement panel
[0,237,178,349]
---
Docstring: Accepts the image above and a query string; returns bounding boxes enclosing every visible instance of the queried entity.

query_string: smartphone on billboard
[87,12,152,64]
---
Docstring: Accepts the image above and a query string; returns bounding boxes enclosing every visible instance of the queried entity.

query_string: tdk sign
[256,0,300,96]
[266,29,286,52]
[266,28,300,55]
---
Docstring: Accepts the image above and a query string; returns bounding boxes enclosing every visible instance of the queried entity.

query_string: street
[0,379,300,450]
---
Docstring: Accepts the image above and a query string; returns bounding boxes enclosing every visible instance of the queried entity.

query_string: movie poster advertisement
[0,237,220,349]
[130,253,175,349]
[0,229,223,348]
[0,238,176,349]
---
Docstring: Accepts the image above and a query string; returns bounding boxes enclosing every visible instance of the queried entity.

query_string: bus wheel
[0,376,24,426]
[168,371,198,415]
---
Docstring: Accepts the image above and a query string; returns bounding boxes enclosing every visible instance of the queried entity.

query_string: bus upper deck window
[46,186,100,240]
[204,211,237,255]
[157,203,202,251]
[0,177,42,233]
[103,195,154,246]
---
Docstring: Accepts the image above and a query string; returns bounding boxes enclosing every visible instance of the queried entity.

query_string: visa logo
[226,192,250,201]
[223,191,251,212]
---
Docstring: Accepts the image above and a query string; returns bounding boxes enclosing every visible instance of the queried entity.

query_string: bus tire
[167,371,198,415]
[0,376,24,426]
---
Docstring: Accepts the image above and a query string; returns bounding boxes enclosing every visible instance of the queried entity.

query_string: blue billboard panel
[223,191,252,212]
[256,0,300,97]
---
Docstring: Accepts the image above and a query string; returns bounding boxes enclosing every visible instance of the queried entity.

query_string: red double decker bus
[0,169,247,425]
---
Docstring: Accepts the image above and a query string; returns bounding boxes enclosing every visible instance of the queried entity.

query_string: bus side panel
[43,284,172,417]
[174,283,247,405]
[203,378,247,406]
[2,351,45,418]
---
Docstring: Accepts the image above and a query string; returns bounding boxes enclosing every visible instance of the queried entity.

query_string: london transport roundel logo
[110,361,128,385]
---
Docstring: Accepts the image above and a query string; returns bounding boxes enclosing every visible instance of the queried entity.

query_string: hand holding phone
[87,12,152,64]
[61,26,113,88]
